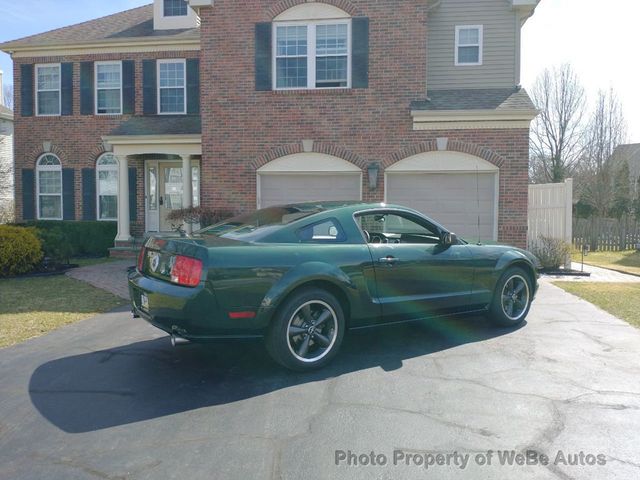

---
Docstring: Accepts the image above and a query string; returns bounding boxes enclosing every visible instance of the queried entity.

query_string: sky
[0,0,639,143]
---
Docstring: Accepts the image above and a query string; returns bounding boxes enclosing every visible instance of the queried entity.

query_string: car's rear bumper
[128,270,271,340]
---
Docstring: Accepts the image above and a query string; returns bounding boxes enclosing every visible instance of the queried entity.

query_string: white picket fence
[528,179,573,266]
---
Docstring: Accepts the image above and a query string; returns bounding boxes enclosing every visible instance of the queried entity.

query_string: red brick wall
[12,50,199,236]
[199,0,530,247]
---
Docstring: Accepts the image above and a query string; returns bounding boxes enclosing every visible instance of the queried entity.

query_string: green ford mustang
[129,202,540,371]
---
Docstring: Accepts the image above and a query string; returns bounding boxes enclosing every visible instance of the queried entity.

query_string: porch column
[116,155,132,242]
[181,154,193,234]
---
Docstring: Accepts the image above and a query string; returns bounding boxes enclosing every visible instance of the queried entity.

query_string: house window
[455,25,483,66]
[164,0,187,17]
[158,60,186,114]
[95,62,122,115]
[36,154,62,220]
[96,154,119,221]
[36,64,61,116]
[274,20,351,90]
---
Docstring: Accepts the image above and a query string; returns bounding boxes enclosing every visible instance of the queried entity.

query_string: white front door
[145,160,200,233]
[159,163,184,232]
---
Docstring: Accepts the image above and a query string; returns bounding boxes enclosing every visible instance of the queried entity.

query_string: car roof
[279,201,410,215]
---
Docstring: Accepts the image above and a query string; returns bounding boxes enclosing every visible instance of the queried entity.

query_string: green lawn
[554,282,640,328]
[0,275,125,348]
[572,250,640,276]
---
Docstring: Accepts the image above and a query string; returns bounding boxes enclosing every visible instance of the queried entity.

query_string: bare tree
[2,84,13,110]
[530,64,587,183]
[578,89,627,248]
[580,89,627,215]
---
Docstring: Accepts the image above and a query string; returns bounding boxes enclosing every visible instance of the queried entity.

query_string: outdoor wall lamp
[368,162,380,190]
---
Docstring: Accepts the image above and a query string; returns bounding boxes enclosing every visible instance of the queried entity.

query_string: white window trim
[96,154,119,221]
[35,63,62,117]
[157,58,187,115]
[272,19,352,91]
[36,154,63,221]
[454,25,483,66]
[94,61,123,116]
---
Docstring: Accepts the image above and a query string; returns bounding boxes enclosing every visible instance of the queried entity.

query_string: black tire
[266,288,345,371]
[488,267,533,327]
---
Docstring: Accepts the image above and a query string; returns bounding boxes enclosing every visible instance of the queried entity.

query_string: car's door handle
[378,256,398,265]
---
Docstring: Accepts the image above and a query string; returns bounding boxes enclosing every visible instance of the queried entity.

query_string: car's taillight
[137,247,145,272]
[170,255,203,287]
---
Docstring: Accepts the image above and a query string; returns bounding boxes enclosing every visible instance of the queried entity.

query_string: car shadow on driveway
[29,315,524,433]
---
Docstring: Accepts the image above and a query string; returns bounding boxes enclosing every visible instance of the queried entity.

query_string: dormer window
[455,25,483,66]
[153,0,196,30]
[164,0,187,17]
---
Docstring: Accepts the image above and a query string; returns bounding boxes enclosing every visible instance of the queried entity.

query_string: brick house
[0,0,539,249]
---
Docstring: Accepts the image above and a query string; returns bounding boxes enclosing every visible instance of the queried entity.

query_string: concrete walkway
[66,260,134,299]
[541,262,640,283]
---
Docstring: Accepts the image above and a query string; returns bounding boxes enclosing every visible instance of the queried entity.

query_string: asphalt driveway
[1,281,639,480]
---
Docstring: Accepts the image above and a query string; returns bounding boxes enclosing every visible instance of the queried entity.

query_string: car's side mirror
[441,232,458,247]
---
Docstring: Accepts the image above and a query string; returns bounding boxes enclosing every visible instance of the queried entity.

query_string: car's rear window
[198,206,322,240]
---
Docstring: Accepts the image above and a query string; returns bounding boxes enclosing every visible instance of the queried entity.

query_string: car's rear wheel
[489,267,533,327]
[266,288,345,371]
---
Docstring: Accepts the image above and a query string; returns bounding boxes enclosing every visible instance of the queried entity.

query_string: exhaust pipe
[170,334,190,347]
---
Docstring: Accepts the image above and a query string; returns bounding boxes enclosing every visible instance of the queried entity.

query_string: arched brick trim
[28,144,69,167]
[252,142,366,171]
[384,140,506,169]
[89,143,109,164]
[267,0,360,20]
[312,142,367,170]
[251,143,303,170]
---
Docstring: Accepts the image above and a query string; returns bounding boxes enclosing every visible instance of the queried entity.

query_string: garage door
[257,153,362,208]
[385,151,499,241]
[259,174,361,207]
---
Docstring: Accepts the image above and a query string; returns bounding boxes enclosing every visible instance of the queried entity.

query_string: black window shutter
[122,60,135,115]
[255,23,272,91]
[22,169,35,220]
[20,65,34,117]
[186,58,200,114]
[352,17,370,89]
[143,60,157,115]
[129,167,137,221]
[62,168,75,221]
[80,61,94,115]
[61,62,74,116]
[82,168,96,221]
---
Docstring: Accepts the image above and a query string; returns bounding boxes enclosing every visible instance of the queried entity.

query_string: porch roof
[103,116,202,157]
[109,115,201,136]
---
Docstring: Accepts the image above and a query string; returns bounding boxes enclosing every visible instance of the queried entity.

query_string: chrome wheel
[501,274,530,321]
[287,300,338,363]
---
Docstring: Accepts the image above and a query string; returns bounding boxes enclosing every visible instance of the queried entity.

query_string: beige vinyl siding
[428,0,519,90]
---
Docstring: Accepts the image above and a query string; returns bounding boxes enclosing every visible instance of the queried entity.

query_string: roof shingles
[0,5,198,50]
[411,88,537,112]
[108,116,201,136]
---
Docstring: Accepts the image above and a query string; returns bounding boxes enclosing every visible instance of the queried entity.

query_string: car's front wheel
[266,288,345,371]
[489,267,533,327]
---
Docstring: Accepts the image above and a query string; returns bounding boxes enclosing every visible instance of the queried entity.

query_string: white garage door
[385,151,499,241]
[259,174,362,207]
[257,153,362,208]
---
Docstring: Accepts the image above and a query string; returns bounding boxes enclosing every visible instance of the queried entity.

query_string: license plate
[140,293,149,311]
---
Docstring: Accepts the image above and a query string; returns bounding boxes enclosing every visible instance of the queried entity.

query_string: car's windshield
[198,206,323,240]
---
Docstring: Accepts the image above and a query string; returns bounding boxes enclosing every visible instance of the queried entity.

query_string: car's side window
[297,219,346,243]
[357,212,440,244]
